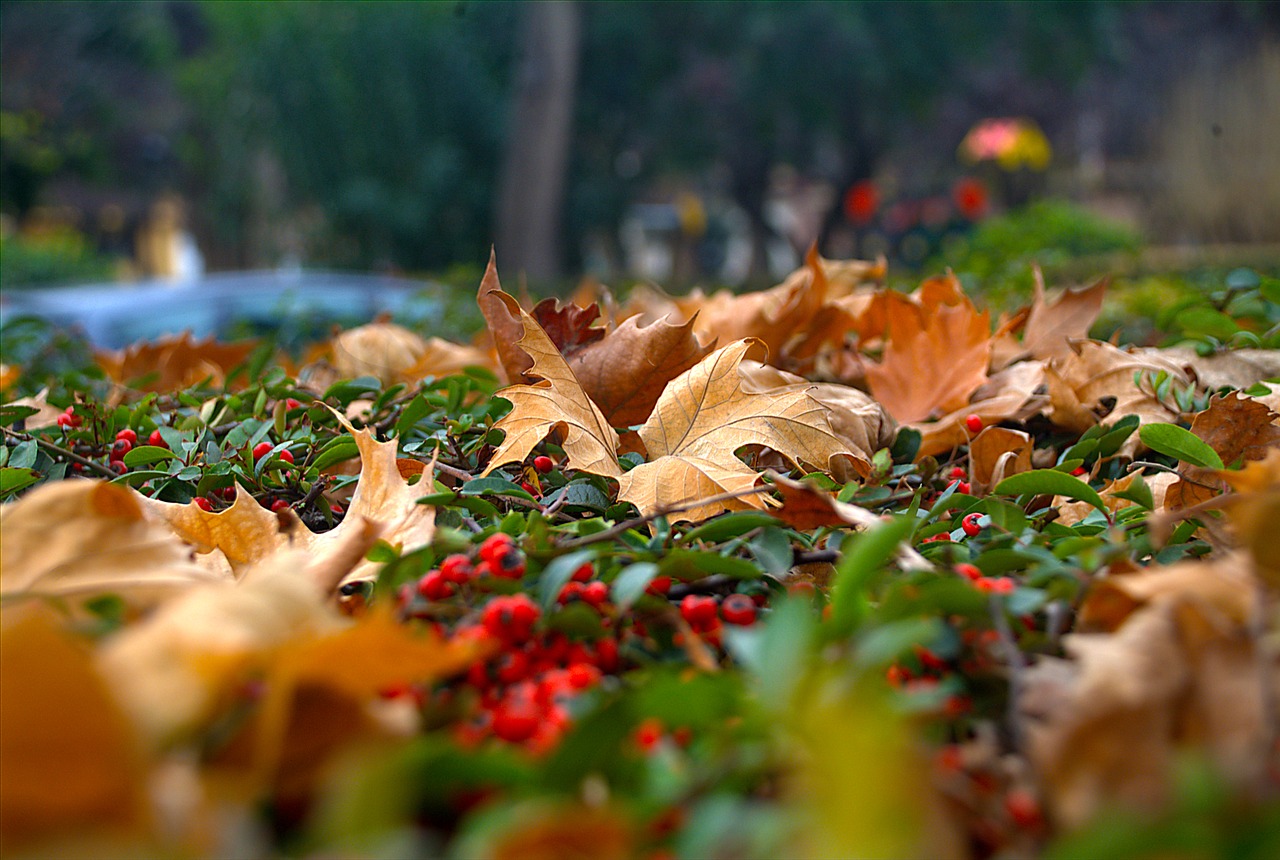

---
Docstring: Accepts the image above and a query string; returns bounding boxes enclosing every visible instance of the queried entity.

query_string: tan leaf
[1218,449,1280,585]
[617,340,859,521]
[1145,346,1280,391]
[476,249,531,383]
[138,411,435,588]
[331,321,427,384]
[483,291,622,478]
[865,295,991,424]
[1,607,151,850]
[567,311,715,428]
[0,480,223,608]
[1045,340,1187,441]
[1019,272,1107,362]
[1166,391,1280,509]
[96,331,256,392]
[1055,471,1176,527]
[969,427,1033,492]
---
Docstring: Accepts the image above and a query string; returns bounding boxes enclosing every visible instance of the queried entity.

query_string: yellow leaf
[483,290,622,479]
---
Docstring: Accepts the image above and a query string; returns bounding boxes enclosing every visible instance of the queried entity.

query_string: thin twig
[558,485,771,549]
[1,425,117,478]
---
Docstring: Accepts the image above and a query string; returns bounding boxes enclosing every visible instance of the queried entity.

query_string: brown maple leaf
[476,249,531,383]
[616,339,860,522]
[865,293,992,424]
[1018,271,1107,363]
[567,311,716,428]
[482,291,622,479]
[912,360,1049,459]
[330,321,494,384]
[968,426,1034,493]
[1046,340,1188,444]
[530,296,607,357]
[1166,392,1280,510]
[97,331,256,393]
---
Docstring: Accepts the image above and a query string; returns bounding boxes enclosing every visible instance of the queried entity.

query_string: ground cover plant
[1,251,1279,859]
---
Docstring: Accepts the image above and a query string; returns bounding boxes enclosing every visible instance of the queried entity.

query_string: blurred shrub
[0,227,115,287]
[937,200,1142,300]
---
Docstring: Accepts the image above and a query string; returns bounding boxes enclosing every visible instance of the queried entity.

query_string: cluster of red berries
[885,644,971,718]
[954,563,1015,594]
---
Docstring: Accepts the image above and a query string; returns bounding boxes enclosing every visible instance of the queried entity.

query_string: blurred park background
[3,0,1279,293]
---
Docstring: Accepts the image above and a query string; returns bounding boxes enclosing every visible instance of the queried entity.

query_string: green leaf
[0,405,38,427]
[459,475,536,502]
[122,445,179,468]
[610,562,660,611]
[680,511,778,544]
[828,516,916,636]
[994,469,1108,514]
[312,436,360,471]
[748,527,795,575]
[890,427,921,463]
[1138,424,1224,470]
[1112,472,1154,510]
[1175,307,1239,341]
[0,467,40,496]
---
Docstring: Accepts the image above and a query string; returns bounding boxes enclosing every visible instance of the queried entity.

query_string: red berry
[593,637,620,672]
[148,429,168,448]
[495,649,531,684]
[957,481,971,495]
[482,594,540,642]
[949,466,967,480]
[193,496,214,512]
[1004,789,1042,828]
[479,533,515,566]
[954,563,983,581]
[571,562,593,582]
[111,439,133,458]
[278,448,294,464]
[115,428,137,445]
[492,548,526,579]
[566,662,600,690]
[417,570,454,601]
[975,576,1015,594]
[56,412,76,429]
[285,398,302,410]
[646,575,672,596]
[520,480,537,496]
[581,580,609,607]
[680,595,718,628]
[1071,466,1088,477]
[558,581,586,604]
[252,442,273,461]
[330,503,344,515]
[885,664,911,687]
[533,455,554,474]
[634,717,664,752]
[964,414,983,434]
[961,512,983,537]
[440,554,474,584]
[270,498,291,513]
[720,593,757,626]
[491,694,541,743]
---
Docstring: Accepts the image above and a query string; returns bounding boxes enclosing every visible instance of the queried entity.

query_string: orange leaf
[476,249,532,383]
[96,331,256,392]
[865,298,991,424]
[1019,271,1107,362]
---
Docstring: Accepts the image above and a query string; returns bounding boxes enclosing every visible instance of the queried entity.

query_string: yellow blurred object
[959,117,1052,171]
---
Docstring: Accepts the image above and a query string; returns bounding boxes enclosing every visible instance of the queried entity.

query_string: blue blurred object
[0,270,444,349]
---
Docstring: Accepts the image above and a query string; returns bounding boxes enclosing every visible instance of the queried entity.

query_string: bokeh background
[3,0,1279,292]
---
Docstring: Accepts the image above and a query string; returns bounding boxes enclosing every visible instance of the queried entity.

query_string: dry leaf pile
[2,251,1278,858]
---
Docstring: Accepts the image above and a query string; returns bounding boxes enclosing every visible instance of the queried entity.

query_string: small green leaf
[122,445,179,467]
[0,467,40,496]
[1138,423,1224,470]
[0,405,38,427]
[611,562,660,611]
[680,511,778,544]
[312,436,360,471]
[994,469,1108,514]
[459,476,536,502]
[829,516,916,636]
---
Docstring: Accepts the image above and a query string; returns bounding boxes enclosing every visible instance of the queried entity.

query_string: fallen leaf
[1145,346,1280,391]
[567,311,715,427]
[912,360,1049,459]
[969,427,1034,492]
[0,480,224,608]
[138,412,435,588]
[490,802,633,860]
[1166,392,1280,509]
[529,296,606,357]
[865,294,992,424]
[97,331,256,393]
[1,606,151,850]
[1218,449,1280,585]
[1045,340,1188,445]
[1019,272,1107,363]
[617,340,859,521]
[1055,471,1176,527]
[483,291,622,478]
[476,249,531,384]
[331,322,494,385]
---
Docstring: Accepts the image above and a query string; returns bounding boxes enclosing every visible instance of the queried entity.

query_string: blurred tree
[180,0,517,270]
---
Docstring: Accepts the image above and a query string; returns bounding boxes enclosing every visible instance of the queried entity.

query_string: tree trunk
[495,1,581,284]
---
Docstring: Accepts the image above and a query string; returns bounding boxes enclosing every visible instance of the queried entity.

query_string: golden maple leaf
[616,339,860,522]
[482,291,623,479]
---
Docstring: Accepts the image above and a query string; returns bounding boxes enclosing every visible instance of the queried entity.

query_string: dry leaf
[97,331,256,393]
[529,297,606,357]
[1218,449,1280,585]
[567,311,715,428]
[0,479,224,608]
[476,249,531,384]
[138,412,435,588]
[617,340,860,522]
[1046,340,1188,443]
[1055,471,1176,527]
[865,294,992,424]
[1166,392,1280,509]
[913,360,1049,459]
[482,291,622,479]
[490,802,633,860]
[331,321,429,384]
[1145,346,1280,391]
[1,606,151,850]
[1019,272,1107,363]
[969,427,1033,492]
